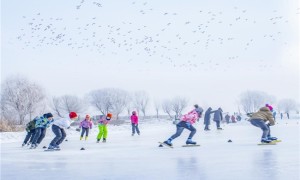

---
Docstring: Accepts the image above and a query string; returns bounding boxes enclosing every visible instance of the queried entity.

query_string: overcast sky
[1,0,299,113]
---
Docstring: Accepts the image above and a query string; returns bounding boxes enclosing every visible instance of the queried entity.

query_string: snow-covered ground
[1,119,299,180]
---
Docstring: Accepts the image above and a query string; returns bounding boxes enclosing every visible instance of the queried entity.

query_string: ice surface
[1,119,299,180]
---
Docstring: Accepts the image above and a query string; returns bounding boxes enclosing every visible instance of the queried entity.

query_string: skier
[249,104,277,143]
[213,107,223,130]
[131,111,140,136]
[79,114,93,141]
[30,113,54,149]
[22,116,38,147]
[163,104,203,146]
[47,112,78,150]
[97,113,112,143]
[204,107,214,131]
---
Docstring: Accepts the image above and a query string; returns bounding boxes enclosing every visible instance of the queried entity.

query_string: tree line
[1,76,299,125]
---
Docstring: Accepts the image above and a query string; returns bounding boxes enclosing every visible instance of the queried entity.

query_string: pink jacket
[180,109,199,124]
[79,119,93,129]
[131,115,139,124]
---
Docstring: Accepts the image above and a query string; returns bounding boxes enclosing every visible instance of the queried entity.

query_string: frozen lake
[1,119,299,180]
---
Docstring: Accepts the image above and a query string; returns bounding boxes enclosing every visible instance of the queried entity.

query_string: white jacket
[53,118,72,129]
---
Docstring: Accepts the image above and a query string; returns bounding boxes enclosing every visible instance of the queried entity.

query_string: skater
[249,104,277,143]
[22,116,38,146]
[204,107,214,130]
[286,112,290,119]
[79,114,93,141]
[97,113,112,143]
[272,111,276,121]
[131,111,140,136]
[225,114,230,124]
[231,115,236,123]
[236,114,242,121]
[47,112,78,150]
[163,104,203,146]
[280,113,283,120]
[213,107,223,130]
[30,113,54,149]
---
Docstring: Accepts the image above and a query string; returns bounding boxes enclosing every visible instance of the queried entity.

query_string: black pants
[50,125,66,146]
[23,129,36,144]
[81,127,89,137]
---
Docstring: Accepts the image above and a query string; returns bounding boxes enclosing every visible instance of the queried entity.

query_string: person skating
[213,107,223,130]
[22,116,38,147]
[47,112,78,150]
[204,107,214,131]
[131,111,140,136]
[30,113,54,149]
[225,114,230,124]
[79,114,93,141]
[231,115,236,123]
[97,113,112,143]
[163,104,203,146]
[249,104,277,143]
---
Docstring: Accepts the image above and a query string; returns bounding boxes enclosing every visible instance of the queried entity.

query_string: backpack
[25,117,38,132]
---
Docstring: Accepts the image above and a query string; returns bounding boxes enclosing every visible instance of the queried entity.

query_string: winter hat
[194,104,199,108]
[45,113,53,119]
[132,111,136,115]
[106,113,113,120]
[69,112,78,119]
[265,104,273,111]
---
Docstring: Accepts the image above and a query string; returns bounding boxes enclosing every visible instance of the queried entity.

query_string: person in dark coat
[204,107,215,131]
[225,114,230,124]
[213,107,223,130]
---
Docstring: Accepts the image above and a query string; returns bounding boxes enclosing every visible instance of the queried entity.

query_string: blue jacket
[35,116,53,128]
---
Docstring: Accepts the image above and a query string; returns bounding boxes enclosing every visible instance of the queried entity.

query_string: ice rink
[1,119,299,180]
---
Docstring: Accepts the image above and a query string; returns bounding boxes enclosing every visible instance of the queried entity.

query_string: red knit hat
[69,112,78,119]
[106,113,112,118]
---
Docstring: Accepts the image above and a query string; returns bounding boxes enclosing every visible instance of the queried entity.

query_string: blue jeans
[31,127,43,145]
[132,123,140,134]
[50,125,66,146]
[81,127,89,137]
[216,121,220,128]
[37,128,46,144]
[169,121,196,140]
[23,129,35,144]
[250,119,270,139]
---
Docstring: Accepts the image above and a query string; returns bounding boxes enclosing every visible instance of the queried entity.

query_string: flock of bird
[14,1,299,71]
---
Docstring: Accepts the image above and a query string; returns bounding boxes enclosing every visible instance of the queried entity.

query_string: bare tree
[278,99,297,114]
[60,95,86,114]
[88,89,112,115]
[154,100,161,119]
[171,97,189,117]
[51,97,64,117]
[239,91,273,113]
[110,89,129,120]
[162,99,173,119]
[125,94,133,117]
[1,76,45,125]
[133,91,149,118]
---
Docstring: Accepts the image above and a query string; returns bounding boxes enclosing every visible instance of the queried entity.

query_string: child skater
[249,104,277,143]
[163,104,203,146]
[97,113,112,143]
[47,112,78,150]
[131,111,140,136]
[22,116,39,147]
[79,114,93,141]
[30,113,54,149]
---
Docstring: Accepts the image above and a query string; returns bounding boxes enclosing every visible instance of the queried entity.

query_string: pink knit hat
[265,104,273,111]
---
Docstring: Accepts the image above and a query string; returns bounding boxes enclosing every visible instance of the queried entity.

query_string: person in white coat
[47,112,78,150]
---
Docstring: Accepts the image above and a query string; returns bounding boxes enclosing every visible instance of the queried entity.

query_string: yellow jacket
[250,107,275,125]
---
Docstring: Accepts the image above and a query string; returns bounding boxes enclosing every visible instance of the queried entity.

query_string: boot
[85,136,88,141]
[186,138,197,145]
[261,138,272,143]
[80,136,83,140]
[97,139,100,143]
[163,139,173,146]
